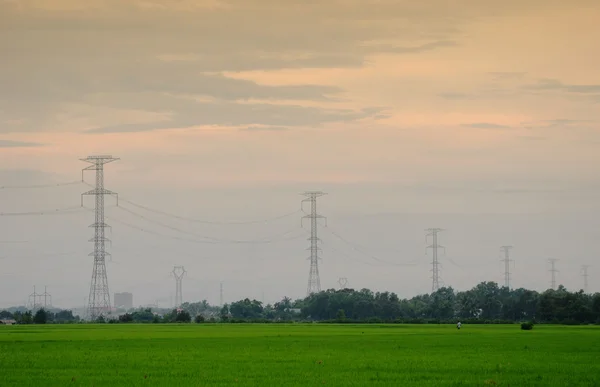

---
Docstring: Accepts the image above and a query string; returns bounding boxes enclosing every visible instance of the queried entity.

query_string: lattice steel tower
[426,228,444,292]
[172,266,186,307]
[548,258,559,290]
[81,155,119,320]
[500,246,513,289]
[581,265,590,293]
[301,191,326,296]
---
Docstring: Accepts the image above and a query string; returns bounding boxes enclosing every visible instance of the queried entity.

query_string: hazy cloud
[526,79,600,94]
[241,126,289,132]
[85,99,380,133]
[461,123,510,129]
[0,140,43,148]
[367,40,457,54]
[438,92,474,100]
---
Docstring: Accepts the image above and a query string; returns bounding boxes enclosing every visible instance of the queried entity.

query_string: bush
[194,315,205,323]
[521,321,534,330]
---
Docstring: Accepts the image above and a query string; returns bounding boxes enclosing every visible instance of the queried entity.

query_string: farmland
[0,324,599,386]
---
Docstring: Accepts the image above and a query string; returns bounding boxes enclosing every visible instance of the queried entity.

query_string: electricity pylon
[301,191,326,296]
[81,155,119,320]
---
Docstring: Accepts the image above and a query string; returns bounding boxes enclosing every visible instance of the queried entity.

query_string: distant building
[0,319,16,325]
[114,292,133,310]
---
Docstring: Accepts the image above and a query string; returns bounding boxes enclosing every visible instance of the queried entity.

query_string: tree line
[2,282,599,324]
[0,308,78,324]
[218,282,600,324]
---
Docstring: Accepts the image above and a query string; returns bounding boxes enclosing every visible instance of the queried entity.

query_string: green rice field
[1,324,599,386]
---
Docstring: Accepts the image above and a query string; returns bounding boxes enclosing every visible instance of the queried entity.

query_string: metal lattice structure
[172,266,186,307]
[548,258,559,290]
[81,155,119,320]
[338,277,348,289]
[301,191,326,296]
[426,228,444,292]
[500,246,514,289]
[581,265,590,293]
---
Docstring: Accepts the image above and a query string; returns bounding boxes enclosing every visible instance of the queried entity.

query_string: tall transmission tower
[500,246,513,289]
[581,265,590,293]
[426,228,444,292]
[301,191,327,296]
[81,155,119,320]
[28,286,41,311]
[548,258,559,290]
[41,286,52,309]
[338,277,348,290]
[220,282,224,307]
[172,266,186,307]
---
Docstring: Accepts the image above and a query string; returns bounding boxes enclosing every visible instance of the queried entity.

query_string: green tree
[0,310,14,319]
[336,309,346,322]
[33,309,48,324]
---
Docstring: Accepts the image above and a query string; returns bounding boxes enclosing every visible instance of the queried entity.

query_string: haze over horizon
[1,0,599,309]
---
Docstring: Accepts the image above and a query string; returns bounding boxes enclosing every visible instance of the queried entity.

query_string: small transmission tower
[220,281,224,307]
[426,228,444,292]
[41,286,52,309]
[581,265,590,293]
[338,277,348,290]
[500,246,513,289]
[172,266,186,307]
[28,286,41,311]
[81,155,119,321]
[301,191,327,296]
[548,258,559,290]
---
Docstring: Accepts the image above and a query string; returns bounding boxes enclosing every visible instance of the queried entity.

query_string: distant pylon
[28,286,41,311]
[581,265,590,293]
[426,228,444,292]
[548,259,559,290]
[41,286,52,309]
[338,277,348,290]
[500,246,513,289]
[301,191,327,296]
[81,155,119,320]
[172,266,186,307]
[220,281,224,307]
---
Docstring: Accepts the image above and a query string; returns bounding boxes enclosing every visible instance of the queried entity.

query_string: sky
[1,0,599,309]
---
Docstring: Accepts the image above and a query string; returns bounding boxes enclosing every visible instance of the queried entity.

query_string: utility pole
[220,282,224,307]
[581,265,590,293]
[548,259,559,290]
[172,266,186,307]
[81,155,119,321]
[301,191,327,297]
[426,228,444,292]
[500,246,513,289]
[338,277,348,290]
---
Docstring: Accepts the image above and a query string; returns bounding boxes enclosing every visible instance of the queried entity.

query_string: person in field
[457,321,461,330]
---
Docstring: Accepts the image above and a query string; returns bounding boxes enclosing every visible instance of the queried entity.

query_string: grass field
[1,324,599,386]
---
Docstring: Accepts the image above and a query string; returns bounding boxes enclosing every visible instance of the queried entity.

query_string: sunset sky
[1,0,599,308]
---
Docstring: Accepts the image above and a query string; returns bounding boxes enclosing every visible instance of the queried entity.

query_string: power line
[81,155,119,321]
[0,181,82,190]
[548,258,559,290]
[500,246,513,289]
[426,228,444,293]
[114,204,304,244]
[118,197,301,225]
[302,191,326,296]
[323,226,420,267]
[0,206,84,216]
